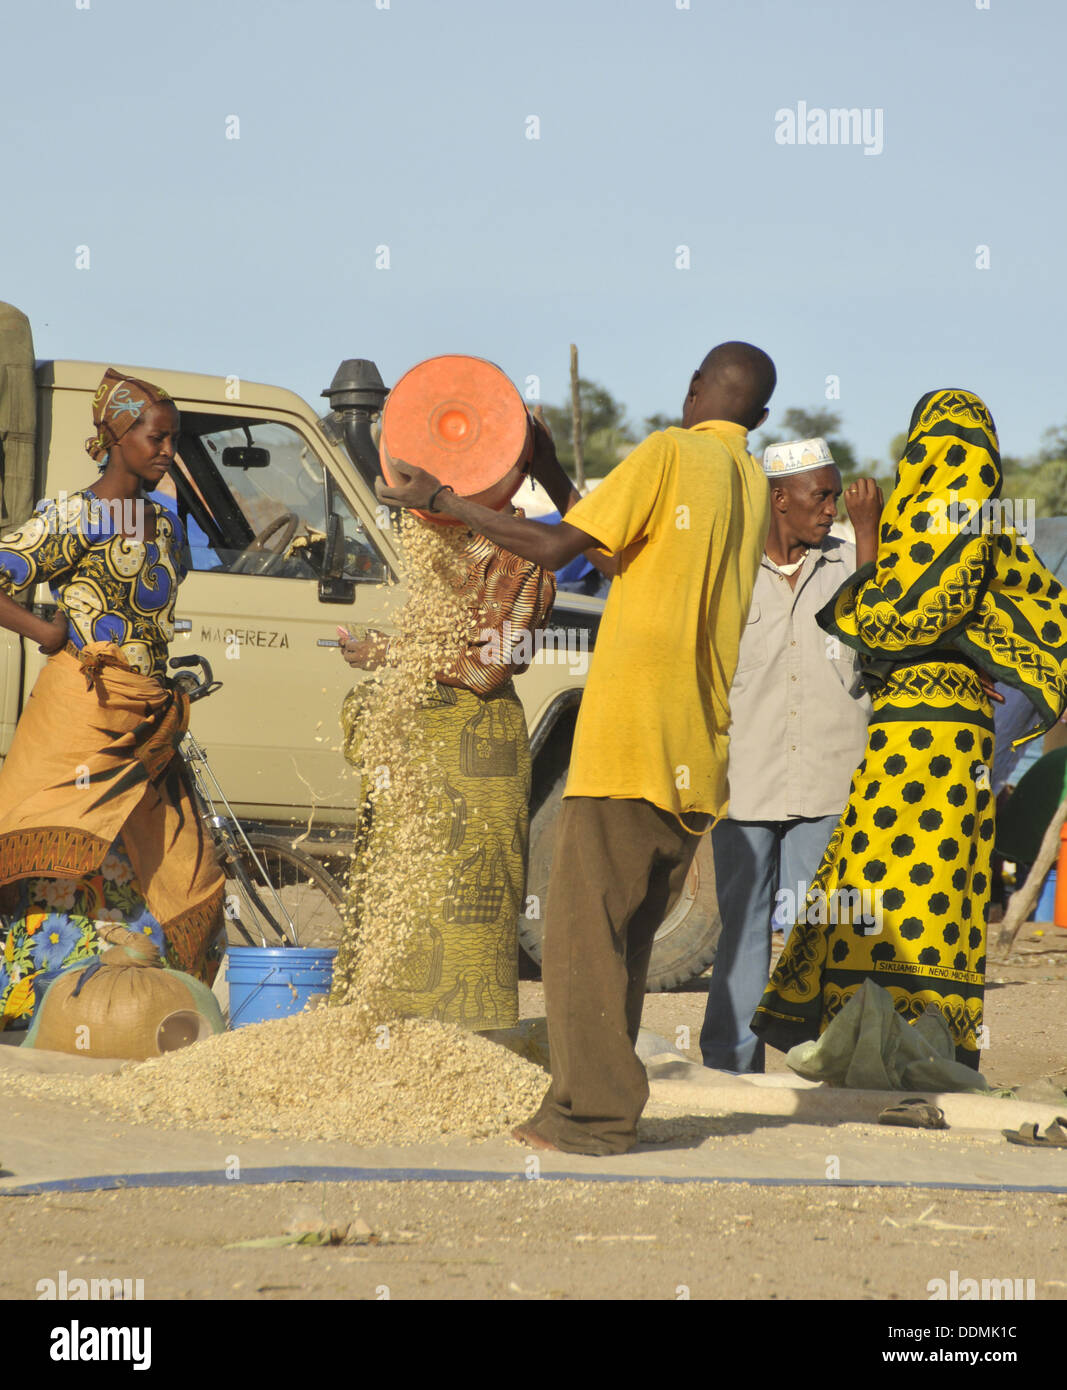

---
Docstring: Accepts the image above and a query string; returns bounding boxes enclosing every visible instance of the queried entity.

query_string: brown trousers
[528,796,706,1156]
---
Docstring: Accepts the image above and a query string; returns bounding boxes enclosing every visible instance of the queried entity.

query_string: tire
[519,770,722,991]
[225,833,347,950]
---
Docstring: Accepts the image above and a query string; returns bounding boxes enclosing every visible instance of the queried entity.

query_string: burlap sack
[23,926,225,1060]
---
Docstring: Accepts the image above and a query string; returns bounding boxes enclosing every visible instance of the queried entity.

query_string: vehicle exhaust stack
[322,359,388,490]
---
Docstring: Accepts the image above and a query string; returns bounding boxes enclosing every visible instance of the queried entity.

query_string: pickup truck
[0,303,720,989]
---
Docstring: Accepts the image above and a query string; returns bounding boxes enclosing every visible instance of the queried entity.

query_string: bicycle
[169,653,347,951]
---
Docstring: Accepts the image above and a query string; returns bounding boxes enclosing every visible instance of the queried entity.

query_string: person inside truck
[0,368,225,1024]
[148,460,218,567]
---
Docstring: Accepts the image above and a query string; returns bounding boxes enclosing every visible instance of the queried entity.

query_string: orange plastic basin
[380,355,532,523]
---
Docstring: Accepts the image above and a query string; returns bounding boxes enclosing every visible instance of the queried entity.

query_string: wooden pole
[992,791,1067,956]
[570,343,585,492]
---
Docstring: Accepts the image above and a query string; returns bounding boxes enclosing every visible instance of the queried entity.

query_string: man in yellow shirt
[377,341,776,1155]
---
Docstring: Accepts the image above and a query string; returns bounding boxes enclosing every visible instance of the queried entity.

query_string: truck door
[167,410,398,833]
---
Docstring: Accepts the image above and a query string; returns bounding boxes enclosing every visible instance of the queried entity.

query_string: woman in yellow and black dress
[753,389,1067,1068]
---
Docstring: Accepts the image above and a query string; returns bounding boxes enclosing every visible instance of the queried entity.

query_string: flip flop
[1003,1118,1067,1148]
[877,1098,947,1130]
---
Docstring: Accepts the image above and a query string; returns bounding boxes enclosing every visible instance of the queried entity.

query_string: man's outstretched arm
[376,460,598,570]
[375,414,619,570]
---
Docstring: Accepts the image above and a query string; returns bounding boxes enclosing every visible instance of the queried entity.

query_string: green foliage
[542,385,1067,510]
[829,438,860,476]
[1003,456,1067,516]
[1039,424,1067,464]
[779,406,843,440]
[543,378,639,477]
[754,405,880,488]
[644,411,684,433]
[986,418,1067,519]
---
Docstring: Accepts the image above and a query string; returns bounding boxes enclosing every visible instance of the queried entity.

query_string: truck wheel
[520,773,722,991]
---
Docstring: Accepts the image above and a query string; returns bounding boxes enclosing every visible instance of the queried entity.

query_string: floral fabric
[0,839,165,1023]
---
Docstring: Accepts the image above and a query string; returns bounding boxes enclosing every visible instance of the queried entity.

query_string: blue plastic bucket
[226,946,337,1029]
[1033,869,1058,923]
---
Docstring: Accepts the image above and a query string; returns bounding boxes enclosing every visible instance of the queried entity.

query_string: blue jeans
[700,815,839,1074]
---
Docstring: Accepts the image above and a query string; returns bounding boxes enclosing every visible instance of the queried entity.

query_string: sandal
[878,1097,947,1130]
[1003,1117,1067,1148]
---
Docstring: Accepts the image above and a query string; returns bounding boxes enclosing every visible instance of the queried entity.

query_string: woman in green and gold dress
[753,389,1067,1068]
[336,525,555,1031]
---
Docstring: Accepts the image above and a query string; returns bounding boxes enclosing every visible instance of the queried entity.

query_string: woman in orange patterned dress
[0,370,225,1024]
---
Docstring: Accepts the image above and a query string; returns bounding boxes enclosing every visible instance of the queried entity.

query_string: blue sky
[4,0,1064,470]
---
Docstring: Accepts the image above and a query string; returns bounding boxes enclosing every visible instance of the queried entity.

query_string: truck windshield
[160,414,391,582]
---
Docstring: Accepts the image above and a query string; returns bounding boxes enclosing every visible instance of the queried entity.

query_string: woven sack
[24,926,224,1059]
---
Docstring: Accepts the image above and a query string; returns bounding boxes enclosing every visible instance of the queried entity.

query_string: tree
[754,405,870,482]
[779,407,843,440]
[644,411,683,433]
[1018,458,1067,516]
[1030,427,1067,514]
[1039,423,1067,465]
[542,378,637,478]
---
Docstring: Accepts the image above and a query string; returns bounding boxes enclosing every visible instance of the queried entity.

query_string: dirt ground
[2,933,1064,1303]
[595,930,1067,1093]
[5,1181,1065,1303]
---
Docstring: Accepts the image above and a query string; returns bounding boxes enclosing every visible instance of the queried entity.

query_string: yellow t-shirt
[563,420,770,824]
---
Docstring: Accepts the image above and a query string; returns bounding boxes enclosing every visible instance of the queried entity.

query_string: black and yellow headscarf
[819,388,1067,737]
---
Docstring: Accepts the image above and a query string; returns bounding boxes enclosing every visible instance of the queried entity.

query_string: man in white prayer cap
[700,439,883,1072]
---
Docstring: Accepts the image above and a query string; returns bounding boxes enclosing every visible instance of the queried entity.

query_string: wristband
[427,484,455,513]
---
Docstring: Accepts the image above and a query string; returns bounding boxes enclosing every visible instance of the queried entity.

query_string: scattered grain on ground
[0,1011,549,1146]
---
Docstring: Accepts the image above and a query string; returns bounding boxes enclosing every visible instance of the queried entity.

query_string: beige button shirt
[725,537,871,821]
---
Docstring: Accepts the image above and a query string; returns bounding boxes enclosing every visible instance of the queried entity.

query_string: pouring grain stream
[329,514,484,1031]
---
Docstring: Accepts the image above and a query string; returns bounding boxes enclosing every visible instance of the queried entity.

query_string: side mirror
[318,514,355,604]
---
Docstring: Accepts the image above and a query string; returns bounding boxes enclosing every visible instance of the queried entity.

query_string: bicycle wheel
[225,834,347,950]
